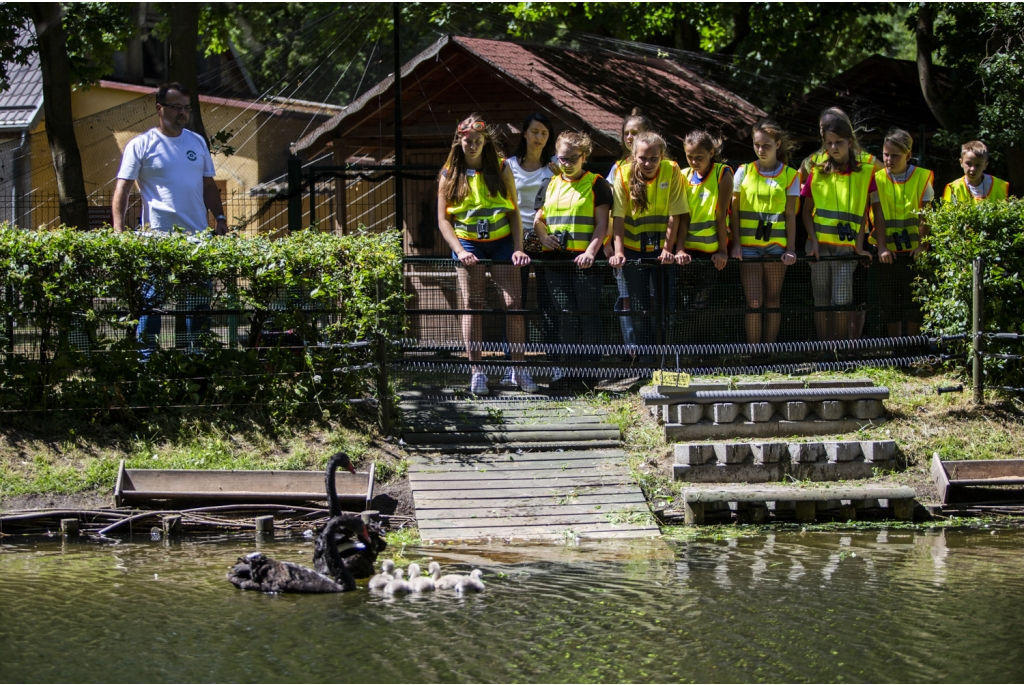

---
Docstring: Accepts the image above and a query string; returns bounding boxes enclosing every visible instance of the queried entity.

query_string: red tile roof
[294,35,765,158]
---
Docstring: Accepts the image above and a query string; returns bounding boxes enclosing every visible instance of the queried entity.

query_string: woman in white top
[507,113,558,376]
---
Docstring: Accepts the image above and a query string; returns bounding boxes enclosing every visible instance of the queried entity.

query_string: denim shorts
[453,236,515,261]
[741,244,786,259]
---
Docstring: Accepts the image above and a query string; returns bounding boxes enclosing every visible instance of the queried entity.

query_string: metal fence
[396,254,941,392]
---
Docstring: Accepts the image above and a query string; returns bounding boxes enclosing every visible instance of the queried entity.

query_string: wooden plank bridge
[402,399,661,541]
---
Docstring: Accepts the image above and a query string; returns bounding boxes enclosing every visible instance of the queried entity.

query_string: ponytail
[683,129,726,164]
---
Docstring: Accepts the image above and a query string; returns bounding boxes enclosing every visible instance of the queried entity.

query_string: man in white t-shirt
[112,82,227,355]
[112,82,226,234]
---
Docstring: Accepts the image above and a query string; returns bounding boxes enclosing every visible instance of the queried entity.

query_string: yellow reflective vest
[681,163,729,253]
[942,175,1010,204]
[541,172,602,252]
[810,149,875,168]
[447,169,515,242]
[617,160,680,252]
[737,162,798,249]
[871,166,934,252]
[809,164,874,246]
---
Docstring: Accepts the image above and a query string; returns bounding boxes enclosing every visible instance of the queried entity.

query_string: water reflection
[1,528,1022,683]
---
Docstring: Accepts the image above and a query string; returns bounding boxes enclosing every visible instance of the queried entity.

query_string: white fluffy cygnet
[368,559,396,590]
[408,562,436,593]
[382,568,411,595]
[456,569,485,593]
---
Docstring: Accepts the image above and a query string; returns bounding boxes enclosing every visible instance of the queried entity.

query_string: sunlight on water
[1,527,1023,683]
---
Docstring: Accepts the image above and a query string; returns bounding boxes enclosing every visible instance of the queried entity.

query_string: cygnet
[368,559,396,590]
[382,568,411,595]
[435,563,465,590]
[408,562,436,593]
[456,569,485,593]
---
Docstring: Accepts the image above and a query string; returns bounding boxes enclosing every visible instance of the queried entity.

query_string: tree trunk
[29,3,89,230]
[1004,144,1024,197]
[718,3,753,55]
[916,4,955,131]
[167,3,206,142]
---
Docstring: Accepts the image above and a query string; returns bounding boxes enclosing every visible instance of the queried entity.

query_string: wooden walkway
[402,399,662,541]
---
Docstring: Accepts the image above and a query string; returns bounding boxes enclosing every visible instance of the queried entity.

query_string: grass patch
[0,414,405,501]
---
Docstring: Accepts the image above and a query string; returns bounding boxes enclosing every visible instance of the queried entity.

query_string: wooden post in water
[60,518,79,537]
[973,257,985,404]
[255,515,275,538]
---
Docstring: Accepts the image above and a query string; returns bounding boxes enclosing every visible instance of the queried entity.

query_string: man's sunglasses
[159,103,193,113]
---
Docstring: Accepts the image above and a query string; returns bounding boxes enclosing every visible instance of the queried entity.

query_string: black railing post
[973,256,985,404]
[308,169,316,228]
[393,2,404,235]
[287,156,302,233]
[375,332,391,434]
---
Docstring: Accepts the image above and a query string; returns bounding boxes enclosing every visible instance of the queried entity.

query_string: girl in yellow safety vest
[800,107,883,182]
[801,109,885,341]
[437,113,534,395]
[942,140,1010,204]
[610,131,689,350]
[533,131,612,364]
[872,127,934,337]
[605,108,654,346]
[676,130,731,342]
[730,119,799,344]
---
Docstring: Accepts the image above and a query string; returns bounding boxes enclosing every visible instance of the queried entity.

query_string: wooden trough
[114,460,375,510]
[931,454,1024,505]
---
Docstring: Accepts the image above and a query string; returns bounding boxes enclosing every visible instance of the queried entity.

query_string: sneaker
[550,367,565,383]
[470,372,490,395]
[499,368,516,387]
[513,369,538,393]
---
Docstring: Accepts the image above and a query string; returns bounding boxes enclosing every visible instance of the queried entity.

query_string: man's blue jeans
[136,280,212,358]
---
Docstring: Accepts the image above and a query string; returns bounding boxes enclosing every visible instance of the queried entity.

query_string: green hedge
[0,227,403,419]
[916,199,1024,387]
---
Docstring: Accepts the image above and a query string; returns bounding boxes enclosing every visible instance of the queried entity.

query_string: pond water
[1,526,1022,683]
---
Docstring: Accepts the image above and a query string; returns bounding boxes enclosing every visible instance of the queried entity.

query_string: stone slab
[673,460,877,483]
[815,400,846,420]
[713,443,751,465]
[665,403,703,424]
[674,443,716,465]
[850,399,886,420]
[664,417,887,441]
[789,442,825,463]
[825,441,862,462]
[750,442,787,464]
[708,403,739,424]
[779,401,809,421]
[860,440,896,462]
[742,402,775,422]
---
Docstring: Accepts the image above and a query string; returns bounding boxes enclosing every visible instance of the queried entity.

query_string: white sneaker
[470,372,489,395]
[513,369,538,393]
[499,368,516,386]
[550,367,565,382]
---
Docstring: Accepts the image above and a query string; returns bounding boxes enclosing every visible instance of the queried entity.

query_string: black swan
[227,516,365,593]
[313,452,387,580]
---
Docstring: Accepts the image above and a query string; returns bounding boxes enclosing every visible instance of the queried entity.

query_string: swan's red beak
[359,524,372,546]
[346,463,356,474]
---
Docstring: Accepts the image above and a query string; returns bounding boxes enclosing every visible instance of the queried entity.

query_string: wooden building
[292,34,766,255]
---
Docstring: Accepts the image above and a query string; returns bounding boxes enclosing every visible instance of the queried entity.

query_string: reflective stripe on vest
[738,162,797,248]
[681,162,726,253]
[942,175,1010,204]
[542,172,600,252]
[810,165,873,246]
[447,171,515,242]
[618,160,678,252]
[871,166,933,252]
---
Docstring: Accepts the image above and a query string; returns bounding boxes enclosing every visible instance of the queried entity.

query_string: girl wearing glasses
[730,119,799,344]
[871,127,934,337]
[532,131,612,367]
[801,110,883,341]
[437,113,535,395]
[610,131,689,351]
